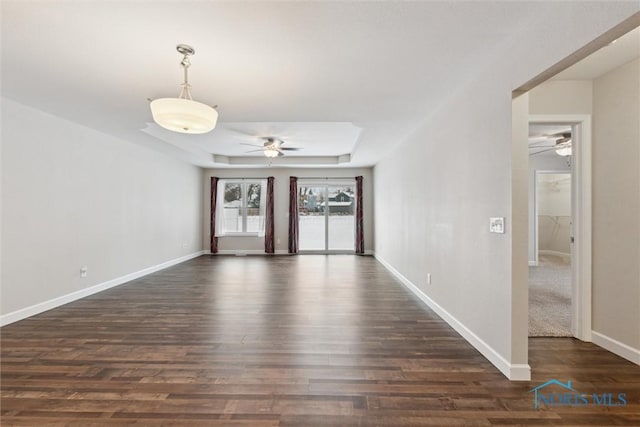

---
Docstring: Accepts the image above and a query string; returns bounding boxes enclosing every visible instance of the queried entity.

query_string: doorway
[528,116,592,341]
[529,169,573,336]
[528,123,574,337]
[298,181,356,253]
[511,16,637,380]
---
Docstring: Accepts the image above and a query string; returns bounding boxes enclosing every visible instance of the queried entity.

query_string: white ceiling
[531,26,639,159]
[529,124,572,138]
[552,26,640,80]
[141,121,361,166]
[0,1,580,168]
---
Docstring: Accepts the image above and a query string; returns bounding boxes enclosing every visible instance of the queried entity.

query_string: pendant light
[150,44,218,134]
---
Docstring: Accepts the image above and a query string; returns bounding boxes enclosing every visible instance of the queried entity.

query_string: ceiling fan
[529,132,572,156]
[241,137,302,158]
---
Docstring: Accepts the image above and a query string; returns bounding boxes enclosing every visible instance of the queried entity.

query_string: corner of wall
[375,253,531,381]
[1,251,207,327]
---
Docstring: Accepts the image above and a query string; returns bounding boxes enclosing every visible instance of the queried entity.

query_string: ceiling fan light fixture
[150,44,217,134]
[555,135,572,156]
[264,148,279,158]
[555,145,572,156]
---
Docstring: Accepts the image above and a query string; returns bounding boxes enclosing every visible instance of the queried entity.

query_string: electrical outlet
[427,273,431,285]
[80,266,88,278]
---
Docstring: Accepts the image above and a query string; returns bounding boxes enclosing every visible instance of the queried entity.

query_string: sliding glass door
[298,185,326,250]
[298,182,355,252]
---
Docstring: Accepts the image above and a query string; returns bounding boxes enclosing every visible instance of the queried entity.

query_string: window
[216,180,266,236]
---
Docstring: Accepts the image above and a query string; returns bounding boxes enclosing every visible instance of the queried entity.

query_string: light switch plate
[489,217,505,233]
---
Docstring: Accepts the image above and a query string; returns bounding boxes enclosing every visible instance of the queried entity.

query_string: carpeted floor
[528,254,572,337]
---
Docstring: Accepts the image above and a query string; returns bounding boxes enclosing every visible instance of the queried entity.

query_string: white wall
[375,69,519,377]
[202,168,373,253]
[511,93,530,374]
[592,58,640,353]
[537,173,572,255]
[1,98,203,321]
[373,3,639,379]
[537,174,571,217]
[529,80,593,115]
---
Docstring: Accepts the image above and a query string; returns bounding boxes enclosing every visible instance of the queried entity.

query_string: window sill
[217,233,262,238]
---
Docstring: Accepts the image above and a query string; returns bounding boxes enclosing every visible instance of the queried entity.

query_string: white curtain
[257,179,267,237]
[214,179,226,237]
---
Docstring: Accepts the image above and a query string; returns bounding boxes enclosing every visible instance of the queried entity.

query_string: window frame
[297,179,357,253]
[218,180,264,236]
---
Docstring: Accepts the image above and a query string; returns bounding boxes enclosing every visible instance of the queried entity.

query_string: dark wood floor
[2,256,639,426]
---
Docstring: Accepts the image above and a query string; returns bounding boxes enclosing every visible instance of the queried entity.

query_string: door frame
[529,114,592,342]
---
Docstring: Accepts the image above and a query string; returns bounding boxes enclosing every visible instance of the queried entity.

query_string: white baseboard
[0,250,208,327]
[592,331,640,365]
[374,254,531,381]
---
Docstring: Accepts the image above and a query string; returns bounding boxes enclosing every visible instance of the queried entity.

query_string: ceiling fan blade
[529,146,563,156]
[261,137,286,147]
[529,134,554,139]
[279,147,301,151]
[245,149,265,153]
[528,145,555,149]
[528,141,555,147]
[277,151,285,157]
[529,140,571,150]
[240,142,263,148]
